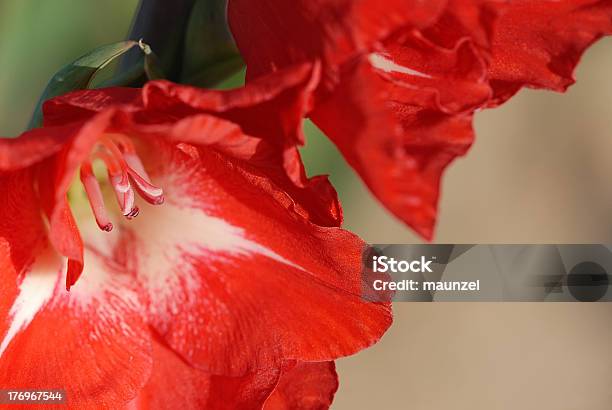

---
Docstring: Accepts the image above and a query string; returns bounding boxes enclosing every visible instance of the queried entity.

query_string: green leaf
[180,0,245,87]
[28,40,164,129]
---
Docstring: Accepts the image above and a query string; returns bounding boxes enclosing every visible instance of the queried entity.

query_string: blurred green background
[0,0,138,135]
[2,3,612,410]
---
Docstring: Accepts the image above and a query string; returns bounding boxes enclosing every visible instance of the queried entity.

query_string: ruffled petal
[228,0,447,84]
[139,68,345,227]
[0,170,47,346]
[422,0,501,50]
[226,0,484,239]
[48,64,317,151]
[0,124,80,171]
[263,361,338,410]
[487,0,612,104]
[312,60,474,239]
[121,138,390,376]
[42,86,141,126]
[0,246,152,409]
[140,65,318,148]
[371,30,491,113]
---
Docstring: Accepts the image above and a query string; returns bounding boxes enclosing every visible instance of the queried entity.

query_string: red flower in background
[228,0,612,239]
[0,65,388,408]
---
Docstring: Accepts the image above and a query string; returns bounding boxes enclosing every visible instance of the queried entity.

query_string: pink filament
[92,151,135,217]
[80,160,113,232]
[80,135,164,232]
[107,134,164,205]
[126,165,165,205]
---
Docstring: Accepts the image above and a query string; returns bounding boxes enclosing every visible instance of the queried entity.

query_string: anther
[126,206,140,219]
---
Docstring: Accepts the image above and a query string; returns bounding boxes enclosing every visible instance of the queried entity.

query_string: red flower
[0,65,389,408]
[228,0,612,239]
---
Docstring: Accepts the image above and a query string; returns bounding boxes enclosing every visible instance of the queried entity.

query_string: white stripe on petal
[129,201,305,309]
[134,201,303,268]
[369,53,432,78]
[0,248,63,357]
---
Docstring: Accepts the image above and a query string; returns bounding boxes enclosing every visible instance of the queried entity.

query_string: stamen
[108,133,157,184]
[111,174,136,215]
[107,133,137,154]
[126,166,165,205]
[104,137,165,205]
[108,135,165,205]
[80,160,113,232]
[123,152,154,184]
[77,134,164,232]
[94,145,129,189]
[92,151,138,218]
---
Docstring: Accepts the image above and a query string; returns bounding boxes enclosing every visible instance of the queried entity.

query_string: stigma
[79,134,164,232]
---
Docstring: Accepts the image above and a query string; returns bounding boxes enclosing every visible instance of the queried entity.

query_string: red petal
[227,0,490,239]
[423,0,501,50]
[122,139,391,375]
[42,86,140,125]
[33,110,118,288]
[141,64,317,148]
[264,361,338,410]
[0,124,80,171]
[50,64,318,150]
[372,29,491,113]
[312,60,474,239]
[0,170,47,346]
[228,0,447,83]
[0,90,132,171]
[134,339,281,410]
[487,0,612,104]
[140,66,341,225]
[157,111,342,227]
[0,247,152,409]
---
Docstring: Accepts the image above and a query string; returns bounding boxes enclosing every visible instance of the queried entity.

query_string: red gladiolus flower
[0,64,390,408]
[228,0,612,239]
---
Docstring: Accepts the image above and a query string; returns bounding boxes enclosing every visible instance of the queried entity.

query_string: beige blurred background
[327,39,612,410]
[0,2,611,409]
